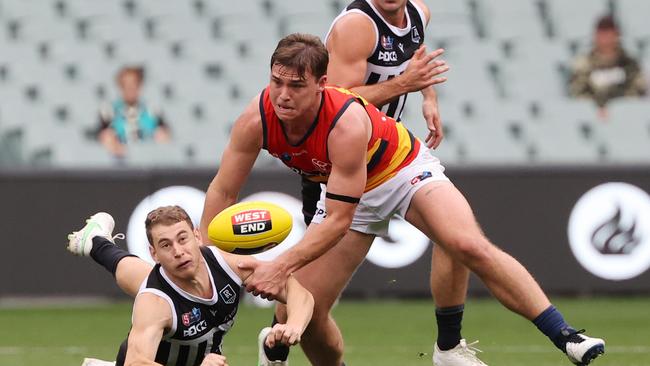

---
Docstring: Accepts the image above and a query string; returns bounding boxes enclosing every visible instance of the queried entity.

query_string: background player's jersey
[326,0,427,121]
[260,86,420,192]
[116,247,241,366]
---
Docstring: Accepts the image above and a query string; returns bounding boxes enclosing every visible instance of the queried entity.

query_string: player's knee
[304,317,345,357]
[447,235,494,268]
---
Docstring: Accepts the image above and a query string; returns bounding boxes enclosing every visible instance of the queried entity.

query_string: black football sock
[533,305,573,352]
[89,236,136,276]
[264,315,290,361]
[435,304,464,351]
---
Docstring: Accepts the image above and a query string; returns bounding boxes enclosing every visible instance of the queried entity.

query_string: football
[207,201,293,254]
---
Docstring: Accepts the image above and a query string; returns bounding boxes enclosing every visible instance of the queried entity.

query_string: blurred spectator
[569,15,647,118]
[97,66,170,157]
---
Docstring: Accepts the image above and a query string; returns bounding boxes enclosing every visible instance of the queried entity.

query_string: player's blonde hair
[270,33,329,80]
[145,205,194,245]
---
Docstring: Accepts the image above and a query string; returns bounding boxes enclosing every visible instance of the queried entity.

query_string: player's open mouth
[278,105,293,112]
[178,260,192,269]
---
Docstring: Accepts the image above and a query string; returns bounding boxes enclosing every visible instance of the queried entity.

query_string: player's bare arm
[421,86,444,149]
[280,102,369,271]
[223,252,314,346]
[123,293,172,366]
[327,11,448,107]
[326,13,376,89]
[200,96,264,241]
[265,275,314,348]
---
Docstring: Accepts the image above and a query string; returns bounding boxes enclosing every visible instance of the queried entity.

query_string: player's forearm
[200,180,238,241]
[350,76,409,107]
[285,277,314,333]
[421,85,437,101]
[278,215,351,273]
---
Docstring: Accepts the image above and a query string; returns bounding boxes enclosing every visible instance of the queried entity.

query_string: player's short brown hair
[145,205,194,245]
[270,33,329,80]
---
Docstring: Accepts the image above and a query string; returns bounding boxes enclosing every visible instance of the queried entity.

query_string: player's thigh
[293,229,374,313]
[405,181,484,250]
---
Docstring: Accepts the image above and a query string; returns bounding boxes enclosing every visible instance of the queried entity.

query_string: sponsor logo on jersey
[568,182,650,280]
[219,284,237,304]
[231,210,272,235]
[380,35,394,50]
[276,149,308,162]
[410,171,433,185]
[183,320,208,337]
[398,43,404,53]
[378,51,398,62]
[411,26,421,43]
[311,158,331,172]
[182,307,202,326]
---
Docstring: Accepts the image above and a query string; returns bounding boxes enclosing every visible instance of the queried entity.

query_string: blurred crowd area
[0,0,648,169]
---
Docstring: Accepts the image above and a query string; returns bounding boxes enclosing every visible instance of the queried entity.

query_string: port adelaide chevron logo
[231,209,272,235]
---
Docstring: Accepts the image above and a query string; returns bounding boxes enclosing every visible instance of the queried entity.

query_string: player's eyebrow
[157,238,171,246]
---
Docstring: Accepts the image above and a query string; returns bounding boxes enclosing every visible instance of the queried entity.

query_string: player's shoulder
[331,101,370,135]
[327,11,376,54]
[232,93,264,134]
[330,10,376,38]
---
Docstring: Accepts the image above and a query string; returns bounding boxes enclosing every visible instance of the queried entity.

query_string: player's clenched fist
[265,323,302,348]
[200,353,228,366]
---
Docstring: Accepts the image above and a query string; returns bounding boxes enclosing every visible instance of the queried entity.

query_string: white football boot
[564,330,605,365]
[258,327,288,366]
[67,212,116,256]
[433,339,488,366]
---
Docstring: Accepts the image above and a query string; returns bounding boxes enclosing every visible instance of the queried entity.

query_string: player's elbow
[328,210,355,239]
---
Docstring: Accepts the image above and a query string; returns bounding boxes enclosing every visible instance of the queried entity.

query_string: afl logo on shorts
[231,209,272,235]
[568,182,650,280]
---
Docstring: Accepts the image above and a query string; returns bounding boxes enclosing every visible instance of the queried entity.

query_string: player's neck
[376,7,407,28]
[170,262,213,298]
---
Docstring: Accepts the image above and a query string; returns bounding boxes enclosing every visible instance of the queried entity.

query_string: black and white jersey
[116,246,242,366]
[326,0,427,121]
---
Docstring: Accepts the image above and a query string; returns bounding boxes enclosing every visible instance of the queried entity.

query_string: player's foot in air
[563,329,605,365]
[258,327,288,366]
[67,212,117,256]
[433,339,488,365]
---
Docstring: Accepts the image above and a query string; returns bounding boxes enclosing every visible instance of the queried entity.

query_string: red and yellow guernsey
[259,86,420,192]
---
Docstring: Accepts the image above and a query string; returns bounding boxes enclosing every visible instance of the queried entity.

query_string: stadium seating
[0,0,647,169]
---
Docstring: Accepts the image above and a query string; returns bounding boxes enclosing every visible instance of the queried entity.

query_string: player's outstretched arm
[265,274,314,348]
[123,293,171,366]
[200,96,264,241]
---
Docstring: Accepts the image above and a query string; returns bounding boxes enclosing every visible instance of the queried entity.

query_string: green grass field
[1,297,649,366]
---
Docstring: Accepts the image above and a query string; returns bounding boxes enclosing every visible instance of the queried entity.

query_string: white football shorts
[311,145,450,236]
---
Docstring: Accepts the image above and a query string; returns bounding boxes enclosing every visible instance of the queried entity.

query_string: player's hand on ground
[238,258,288,300]
[399,46,449,93]
[265,323,302,347]
[423,97,443,149]
[200,353,228,366]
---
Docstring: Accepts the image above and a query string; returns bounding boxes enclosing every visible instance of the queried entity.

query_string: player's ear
[149,244,159,263]
[317,75,327,92]
[194,228,203,244]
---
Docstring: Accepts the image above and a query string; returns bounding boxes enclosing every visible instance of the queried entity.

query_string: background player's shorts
[311,146,450,236]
